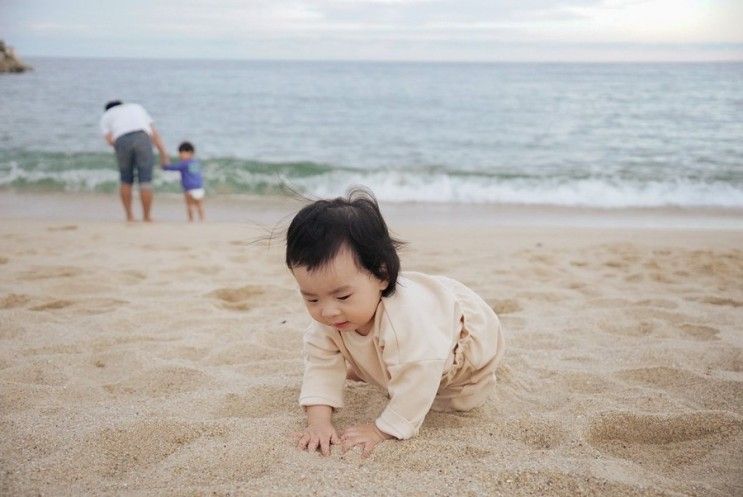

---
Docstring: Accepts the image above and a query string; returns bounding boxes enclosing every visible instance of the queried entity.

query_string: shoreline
[2,191,742,230]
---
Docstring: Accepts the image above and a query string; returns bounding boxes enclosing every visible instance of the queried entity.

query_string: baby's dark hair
[178,141,195,153]
[285,188,403,297]
[104,100,122,111]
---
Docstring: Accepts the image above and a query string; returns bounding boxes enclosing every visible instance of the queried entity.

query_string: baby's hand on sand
[341,422,392,458]
[295,422,340,456]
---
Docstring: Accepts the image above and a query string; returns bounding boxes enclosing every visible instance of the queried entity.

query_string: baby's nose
[321,305,340,318]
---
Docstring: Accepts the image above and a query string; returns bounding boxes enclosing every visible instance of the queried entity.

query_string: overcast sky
[2,0,742,62]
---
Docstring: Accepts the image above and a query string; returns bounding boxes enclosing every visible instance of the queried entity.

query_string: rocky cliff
[0,40,32,73]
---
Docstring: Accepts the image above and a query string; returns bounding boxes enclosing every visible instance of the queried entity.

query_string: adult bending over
[100,101,168,222]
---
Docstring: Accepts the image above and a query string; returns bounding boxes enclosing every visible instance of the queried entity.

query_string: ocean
[1,57,742,208]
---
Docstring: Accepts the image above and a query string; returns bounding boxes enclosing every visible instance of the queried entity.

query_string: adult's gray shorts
[114,130,154,185]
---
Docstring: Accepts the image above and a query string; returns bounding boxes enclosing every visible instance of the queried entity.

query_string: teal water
[1,58,742,207]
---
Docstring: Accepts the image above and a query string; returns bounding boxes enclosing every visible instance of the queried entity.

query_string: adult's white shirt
[99,103,153,141]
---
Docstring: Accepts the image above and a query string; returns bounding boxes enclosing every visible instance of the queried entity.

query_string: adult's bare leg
[141,187,154,222]
[119,183,135,221]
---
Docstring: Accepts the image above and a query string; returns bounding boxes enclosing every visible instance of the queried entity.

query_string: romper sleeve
[298,324,347,409]
[375,358,447,440]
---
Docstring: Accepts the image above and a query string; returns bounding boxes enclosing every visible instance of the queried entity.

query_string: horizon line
[20,54,743,64]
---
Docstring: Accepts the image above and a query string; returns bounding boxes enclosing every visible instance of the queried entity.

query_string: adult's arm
[104,132,115,147]
[150,125,169,162]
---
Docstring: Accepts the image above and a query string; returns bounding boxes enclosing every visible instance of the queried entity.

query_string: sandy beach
[1,194,741,496]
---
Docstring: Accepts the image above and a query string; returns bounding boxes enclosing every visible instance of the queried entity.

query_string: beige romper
[299,271,505,440]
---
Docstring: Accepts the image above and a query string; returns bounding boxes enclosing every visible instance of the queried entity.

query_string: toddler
[286,189,505,457]
[161,141,205,221]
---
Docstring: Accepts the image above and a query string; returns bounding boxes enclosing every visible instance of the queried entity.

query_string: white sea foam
[3,159,742,208]
[298,170,743,208]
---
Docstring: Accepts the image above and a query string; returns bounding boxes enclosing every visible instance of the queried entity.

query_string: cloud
[2,0,742,60]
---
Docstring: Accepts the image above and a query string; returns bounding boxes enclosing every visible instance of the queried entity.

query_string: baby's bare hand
[295,422,340,456]
[341,422,392,458]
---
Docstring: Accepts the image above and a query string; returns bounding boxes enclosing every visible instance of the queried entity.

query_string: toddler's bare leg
[195,199,205,221]
[184,193,193,222]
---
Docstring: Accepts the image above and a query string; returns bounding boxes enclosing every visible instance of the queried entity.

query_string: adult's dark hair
[286,188,403,297]
[104,100,122,111]
[178,141,195,153]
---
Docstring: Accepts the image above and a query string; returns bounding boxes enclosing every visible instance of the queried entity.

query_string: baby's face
[291,247,387,335]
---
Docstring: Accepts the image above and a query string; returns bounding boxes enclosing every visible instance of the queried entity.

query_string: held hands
[159,154,170,167]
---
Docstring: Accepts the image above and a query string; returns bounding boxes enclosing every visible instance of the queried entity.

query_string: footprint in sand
[30,299,74,311]
[614,366,741,411]
[47,225,78,231]
[19,266,83,281]
[679,323,720,341]
[701,296,743,308]
[600,318,662,338]
[633,298,678,309]
[28,298,127,314]
[208,285,265,311]
[0,256,8,265]
[0,293,31,309]
[603,259,629,269]
[585,410,742,473]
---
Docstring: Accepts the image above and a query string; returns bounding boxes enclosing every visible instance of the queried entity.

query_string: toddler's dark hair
[285,188,403,297]
[104,100,122,111]
[178,141,195,153]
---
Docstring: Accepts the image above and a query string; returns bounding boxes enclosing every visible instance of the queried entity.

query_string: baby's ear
[377,263,389,290]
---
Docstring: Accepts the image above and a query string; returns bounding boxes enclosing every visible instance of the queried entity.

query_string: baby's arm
[296,405,340,456]
[297,326,347,456]
[340,360,444,457]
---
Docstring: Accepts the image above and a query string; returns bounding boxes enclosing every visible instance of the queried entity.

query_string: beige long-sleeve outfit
[299,271,505,440]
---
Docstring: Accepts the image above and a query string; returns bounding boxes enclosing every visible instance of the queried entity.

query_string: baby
[286,188,505,457]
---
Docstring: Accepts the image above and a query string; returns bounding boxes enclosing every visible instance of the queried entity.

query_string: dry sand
[1,196,742,496]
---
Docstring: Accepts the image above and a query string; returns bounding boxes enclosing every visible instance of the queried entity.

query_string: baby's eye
[337,295,351,301]
[305,298,318,303]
